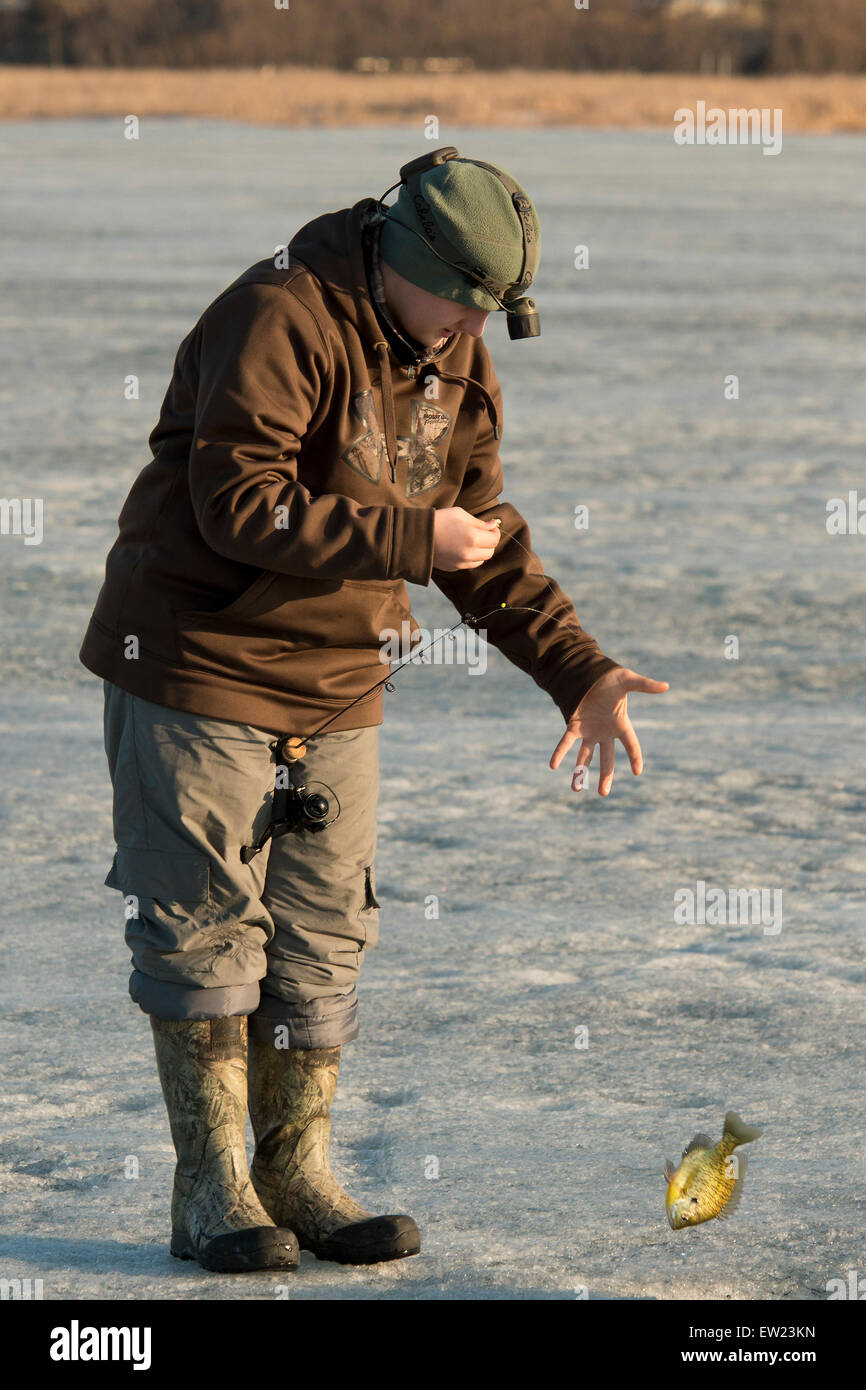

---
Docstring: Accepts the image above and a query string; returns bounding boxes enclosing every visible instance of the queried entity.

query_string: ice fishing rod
[240,611,516,862]
[239,524,583,861]
[241,599,578,862]
[283,522,583,750]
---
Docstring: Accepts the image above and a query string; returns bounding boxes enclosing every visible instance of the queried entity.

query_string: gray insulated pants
[101,680,380,1048]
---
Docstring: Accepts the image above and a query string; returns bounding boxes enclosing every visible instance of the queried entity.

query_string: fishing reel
[276,778,335,834]
[240,736,341,863]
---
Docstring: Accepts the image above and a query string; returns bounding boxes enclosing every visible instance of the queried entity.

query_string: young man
[79,149,667,1275]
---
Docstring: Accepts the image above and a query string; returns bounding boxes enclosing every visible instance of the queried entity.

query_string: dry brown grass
[1,66,865,131]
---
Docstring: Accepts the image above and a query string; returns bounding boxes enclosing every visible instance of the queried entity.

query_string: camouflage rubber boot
[150,1015,300,1273]
[248,1036,421,1265]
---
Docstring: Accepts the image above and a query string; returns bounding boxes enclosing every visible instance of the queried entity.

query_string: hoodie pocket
[178,574,413,650]
[192,570,283,622]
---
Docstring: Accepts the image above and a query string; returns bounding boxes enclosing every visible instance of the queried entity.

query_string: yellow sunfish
[665,1110,762,1229]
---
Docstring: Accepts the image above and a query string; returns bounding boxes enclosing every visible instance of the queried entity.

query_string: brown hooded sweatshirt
[78,198,620,735]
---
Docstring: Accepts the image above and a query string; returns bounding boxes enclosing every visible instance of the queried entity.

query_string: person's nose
[455,310,489,338]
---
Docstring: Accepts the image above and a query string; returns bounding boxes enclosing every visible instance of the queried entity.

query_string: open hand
[549,667,669,796]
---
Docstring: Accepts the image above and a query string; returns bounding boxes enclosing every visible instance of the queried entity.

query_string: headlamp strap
[391,147,537,300]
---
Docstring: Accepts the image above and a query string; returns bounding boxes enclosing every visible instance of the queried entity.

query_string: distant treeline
[2,0,866,74]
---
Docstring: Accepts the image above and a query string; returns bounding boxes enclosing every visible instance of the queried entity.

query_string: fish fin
[664,1159,676,1182]
[682,1132,714,1158]
[719,1153,749,1220]
[724,1110,762,1147]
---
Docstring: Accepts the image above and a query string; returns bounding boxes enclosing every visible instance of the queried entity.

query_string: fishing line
[244,527,590,860]
[303,523,586,741]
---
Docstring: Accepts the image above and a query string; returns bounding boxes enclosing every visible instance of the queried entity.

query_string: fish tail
[723,1110,762,1148]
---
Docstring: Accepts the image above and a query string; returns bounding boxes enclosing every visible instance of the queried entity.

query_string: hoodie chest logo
[342,390,452,496]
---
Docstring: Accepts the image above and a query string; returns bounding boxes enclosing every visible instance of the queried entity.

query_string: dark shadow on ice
[0,1235,172,1275]
[0,1237,653,1298]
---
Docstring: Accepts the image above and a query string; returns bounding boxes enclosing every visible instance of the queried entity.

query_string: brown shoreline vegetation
[1,66,865,131]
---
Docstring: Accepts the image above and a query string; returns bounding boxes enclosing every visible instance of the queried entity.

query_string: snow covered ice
[0,123,864,1299]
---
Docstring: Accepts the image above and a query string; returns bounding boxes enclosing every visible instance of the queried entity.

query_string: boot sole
[300,1216,422,1266]
[171,1227,301,1274]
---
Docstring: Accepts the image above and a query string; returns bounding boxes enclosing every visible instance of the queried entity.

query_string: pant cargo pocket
[105,846,211,906]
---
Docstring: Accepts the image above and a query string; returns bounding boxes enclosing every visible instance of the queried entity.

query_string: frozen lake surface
[0,121,864,1299]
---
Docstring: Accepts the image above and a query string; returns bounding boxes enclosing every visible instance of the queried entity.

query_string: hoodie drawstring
[373,341,399,482]
[373,342,501,485]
